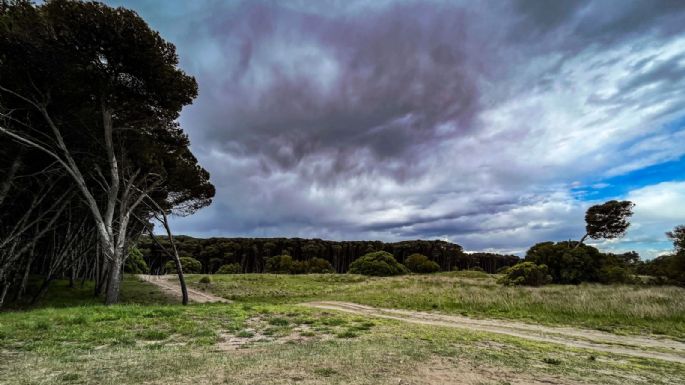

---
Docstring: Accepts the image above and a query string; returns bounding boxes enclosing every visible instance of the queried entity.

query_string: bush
[265,255,334,274]
[307,257,335,273]
[349,251,408,276]
[124,247,148,274]
[404,253,440,273]
[199,276,212,284]
[525,241,640,284]
[216,263,242,274]
[165,257,202,274]
[265,255,293,273]
[497,262,552,286]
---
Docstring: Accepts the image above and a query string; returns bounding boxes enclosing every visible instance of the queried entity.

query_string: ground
[1,272,684,384]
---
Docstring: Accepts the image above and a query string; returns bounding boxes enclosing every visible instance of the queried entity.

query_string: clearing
[2,274,684,385]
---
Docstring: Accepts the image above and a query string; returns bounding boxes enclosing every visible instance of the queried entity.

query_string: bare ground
[136,274,230,303]
[302,301,685,364]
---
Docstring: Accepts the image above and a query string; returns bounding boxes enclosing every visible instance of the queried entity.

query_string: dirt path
[137,274,230,303]
[303,301,685,364]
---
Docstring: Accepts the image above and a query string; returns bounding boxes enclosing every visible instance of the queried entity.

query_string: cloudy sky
[108,0,685,258]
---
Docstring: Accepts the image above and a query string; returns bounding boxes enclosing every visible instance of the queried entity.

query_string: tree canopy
[0,0,213,306]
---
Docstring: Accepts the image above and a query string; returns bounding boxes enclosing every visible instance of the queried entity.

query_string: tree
[577,200,635,247]
[667,225,685,253]
[0,1,213,304]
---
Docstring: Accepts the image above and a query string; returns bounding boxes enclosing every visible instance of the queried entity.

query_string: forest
[137,236,520,274]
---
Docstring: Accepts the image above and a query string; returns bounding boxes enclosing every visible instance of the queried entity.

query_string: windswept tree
[0,0,213,304]
[576,200,635,248]
[667,225,685,253]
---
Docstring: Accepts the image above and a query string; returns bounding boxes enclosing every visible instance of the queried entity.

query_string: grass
[1,274,685,384]
[184,271,685,338]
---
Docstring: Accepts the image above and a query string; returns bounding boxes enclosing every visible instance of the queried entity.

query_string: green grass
[1,274,685,384]
[185,272,685,338]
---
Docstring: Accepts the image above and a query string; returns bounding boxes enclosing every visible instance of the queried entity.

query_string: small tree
[577,200,634,247]
[497,262,552,286]
[216,263,242,274]
[404,253,440,273]
[165,257,202,274]
[349,251,408,276]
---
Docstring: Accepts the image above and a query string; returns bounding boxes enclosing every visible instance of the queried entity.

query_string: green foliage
[216,263,242,274]
[306,258,335,274]
[584,200,635,241]
[265,255,334,274]
[404,253,440,273]
[265,255,294,273]
[124,247,148,274]
[348,251,409,276]
[165,257,202,274]
[199,276,212,284]
[526,241,634,284]
[497,262,552,286]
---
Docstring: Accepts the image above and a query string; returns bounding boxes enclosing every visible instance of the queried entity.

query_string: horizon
[105,0,685,259]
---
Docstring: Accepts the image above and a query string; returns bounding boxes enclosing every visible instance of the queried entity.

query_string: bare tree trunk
[146,225,188,305]
[574,233,589,249]
[104,254,123,305]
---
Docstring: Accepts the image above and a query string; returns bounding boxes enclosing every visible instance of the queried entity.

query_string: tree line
[0,0,214,307]
[137,236,521,275]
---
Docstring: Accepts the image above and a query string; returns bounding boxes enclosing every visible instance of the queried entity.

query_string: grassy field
[186,271,685,338]
[1,275,684,384]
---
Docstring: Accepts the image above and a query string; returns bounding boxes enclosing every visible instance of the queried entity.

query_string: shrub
[290,260,308,274]
[124,247,148,274]
[404,253,440,273]
[497,262,552,286]
[265,255,293,273]
[199,276,212,284]
[349,251,408,276]
[165,257,202,274]
[525,241,640,284]
[216,263,242,274]
[307,257,334,273]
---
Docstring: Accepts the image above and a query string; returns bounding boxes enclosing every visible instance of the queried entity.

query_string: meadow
[186,271,685,338]
[1,274,684,384]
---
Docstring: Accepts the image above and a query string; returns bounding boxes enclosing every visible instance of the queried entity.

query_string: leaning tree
[575,200,635,248]
[0,0,213,304]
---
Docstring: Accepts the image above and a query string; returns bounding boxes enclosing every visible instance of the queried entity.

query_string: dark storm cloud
[105,0,685,256]
[188,2,484,180]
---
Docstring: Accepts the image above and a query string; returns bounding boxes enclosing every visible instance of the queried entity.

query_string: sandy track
[303,301,685,364]
[137,274,230,303]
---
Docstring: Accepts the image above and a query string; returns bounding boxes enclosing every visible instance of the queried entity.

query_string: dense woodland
[0,1,214,307]
[137,236,521,274]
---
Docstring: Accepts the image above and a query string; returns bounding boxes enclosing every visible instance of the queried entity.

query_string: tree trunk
[104,255,123,305]
[31,275,53,304]
[574,233,589,249]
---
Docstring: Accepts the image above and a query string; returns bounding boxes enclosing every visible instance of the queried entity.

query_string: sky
[106,0,685,258]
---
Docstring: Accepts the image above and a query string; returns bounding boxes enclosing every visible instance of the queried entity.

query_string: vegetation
[579,200,635,246]
[637,224,685,286]
[0,0,213,306]
[498,262,552,286]
[137,236,520,274]
[2,276,684,385]
[165,257,202,274]
[348,251,409,276]
[215,263,242,274]
[124,248,149,274]
[404,253,440,273]
[188,272,685,338]
[525,241,638,284]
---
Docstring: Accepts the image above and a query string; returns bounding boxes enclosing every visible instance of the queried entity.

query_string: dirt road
[303,301,685,364]
[136,274,230,303]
